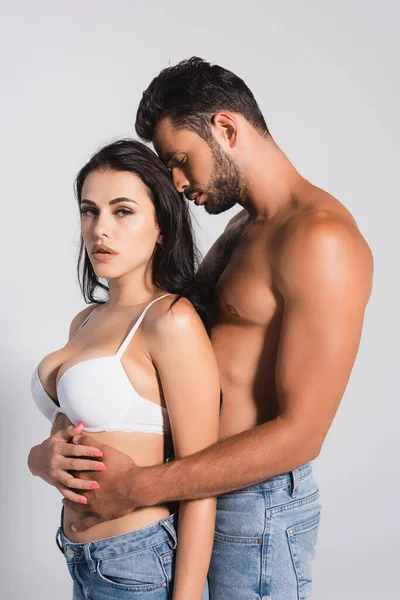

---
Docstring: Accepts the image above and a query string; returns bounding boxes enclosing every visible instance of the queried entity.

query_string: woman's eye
[80,208,96,217]
[79,208,132,217]
[116,208,132,217]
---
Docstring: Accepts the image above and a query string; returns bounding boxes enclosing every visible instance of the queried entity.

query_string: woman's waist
[61,430,174,543]
[62,503,176,543]
[76,429,173,463]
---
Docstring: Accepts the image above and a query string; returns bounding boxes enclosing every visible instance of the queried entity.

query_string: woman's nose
[93,212,111,238]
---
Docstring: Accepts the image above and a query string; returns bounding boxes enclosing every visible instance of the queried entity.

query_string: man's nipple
[227,303,240,318]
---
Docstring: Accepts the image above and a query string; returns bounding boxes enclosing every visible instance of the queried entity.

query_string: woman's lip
[92,252,118,262]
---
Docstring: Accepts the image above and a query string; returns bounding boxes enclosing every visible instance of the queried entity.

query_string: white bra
[31,294,172,434]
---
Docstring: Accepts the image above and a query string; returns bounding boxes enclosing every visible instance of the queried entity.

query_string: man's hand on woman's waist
[62,433,161,532]
[27,423,106,504]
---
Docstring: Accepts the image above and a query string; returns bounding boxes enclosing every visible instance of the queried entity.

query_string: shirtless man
[31,58,373,599]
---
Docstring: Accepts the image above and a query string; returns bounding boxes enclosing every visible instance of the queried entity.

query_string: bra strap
[71,305,99,339]
[116,294,172,358]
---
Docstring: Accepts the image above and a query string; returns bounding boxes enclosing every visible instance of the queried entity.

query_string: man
[36,58,373,598]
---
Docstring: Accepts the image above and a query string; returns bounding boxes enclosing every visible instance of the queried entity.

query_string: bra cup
[31,367,60,423]
[32,295,173,433]
[57,357,131,430]
[56,357,170,432]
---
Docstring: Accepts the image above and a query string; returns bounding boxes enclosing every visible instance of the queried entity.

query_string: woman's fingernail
[79,497,87,504]
[72,436,82,444]
[75,421,84,428]
[89,482,100,489]
[96,463,106,471]
[71,524,77,532]
[93,450,103,457]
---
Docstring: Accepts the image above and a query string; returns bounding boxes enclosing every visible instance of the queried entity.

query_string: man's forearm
[138,417,320,506]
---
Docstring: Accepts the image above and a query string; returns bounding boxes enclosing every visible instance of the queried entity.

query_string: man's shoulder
[225,208,248,230]
[274,197,369,260]
[272,205,373,292]
[201,208,249,267]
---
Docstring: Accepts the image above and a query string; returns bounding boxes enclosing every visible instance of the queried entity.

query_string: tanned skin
[30,112,373,532]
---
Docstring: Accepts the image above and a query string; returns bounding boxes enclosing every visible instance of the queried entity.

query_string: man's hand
[27,423,106,504]
[62,434,152,533]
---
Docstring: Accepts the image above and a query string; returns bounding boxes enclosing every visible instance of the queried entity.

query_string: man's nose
[172,169,190,194]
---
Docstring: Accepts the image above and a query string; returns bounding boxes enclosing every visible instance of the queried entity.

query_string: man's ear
[211,111,238,149]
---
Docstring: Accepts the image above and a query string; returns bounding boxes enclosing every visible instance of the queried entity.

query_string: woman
[28,139,220,600]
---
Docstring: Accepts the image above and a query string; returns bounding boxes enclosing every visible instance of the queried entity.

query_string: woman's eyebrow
[109,197,139,205]
[81,197,139,206]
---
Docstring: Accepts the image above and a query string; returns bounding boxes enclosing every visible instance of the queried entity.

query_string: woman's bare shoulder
[142,294,202,336]
[68,304,98,341]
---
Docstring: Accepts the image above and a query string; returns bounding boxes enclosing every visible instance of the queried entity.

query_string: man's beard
[194,140,244,215]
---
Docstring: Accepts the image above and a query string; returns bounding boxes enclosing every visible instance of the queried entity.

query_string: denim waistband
[57,511,178,563]
[223,461,313,494]
[56,462,313,557]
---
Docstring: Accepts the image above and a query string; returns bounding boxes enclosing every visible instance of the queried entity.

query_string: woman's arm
[27,306,105,502]
[148,297,220,600]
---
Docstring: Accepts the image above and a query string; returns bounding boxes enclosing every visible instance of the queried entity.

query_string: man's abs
[204,212,284,440]
[212,311,282,440]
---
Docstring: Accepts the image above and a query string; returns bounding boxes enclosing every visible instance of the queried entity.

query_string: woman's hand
[27,422,106,504]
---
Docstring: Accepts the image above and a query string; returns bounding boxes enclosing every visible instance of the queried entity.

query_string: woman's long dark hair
[75,139,213,333]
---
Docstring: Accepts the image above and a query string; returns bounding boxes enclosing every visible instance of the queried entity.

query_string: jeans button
[66,548,76,558]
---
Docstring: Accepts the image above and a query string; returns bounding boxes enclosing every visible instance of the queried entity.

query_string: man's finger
[72,434,106,451]
[62,498,90,513]
[71,515,100,533]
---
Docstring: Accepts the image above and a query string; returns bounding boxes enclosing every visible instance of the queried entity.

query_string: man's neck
[239,136,305,220]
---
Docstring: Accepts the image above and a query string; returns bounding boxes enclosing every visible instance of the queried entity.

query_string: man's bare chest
[203,218,282,327]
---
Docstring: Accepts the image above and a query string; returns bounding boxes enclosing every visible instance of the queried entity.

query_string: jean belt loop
[161,517,178,550]
[83,544,96,573]
[290,467,300,498]
[55,526,65,554]
[55,503,65,554]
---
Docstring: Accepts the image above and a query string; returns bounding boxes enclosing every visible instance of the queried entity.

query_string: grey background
[1,1,398,598]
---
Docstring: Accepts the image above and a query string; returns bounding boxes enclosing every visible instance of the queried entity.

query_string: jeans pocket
[154,538,177,586]
[287,512,321,600]
[96,548,168,592]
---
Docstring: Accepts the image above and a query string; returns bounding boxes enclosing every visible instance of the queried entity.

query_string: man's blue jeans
[208,461,321,600]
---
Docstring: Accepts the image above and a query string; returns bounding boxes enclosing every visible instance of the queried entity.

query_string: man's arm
[67,216,373,520]
[136,218,373,504]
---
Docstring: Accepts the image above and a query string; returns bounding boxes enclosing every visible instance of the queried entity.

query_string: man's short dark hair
[135,57,270,143]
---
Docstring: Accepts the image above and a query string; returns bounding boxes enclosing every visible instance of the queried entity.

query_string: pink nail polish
[93,450,103,457]
[97,463,106,471]
[79,497,87,504]
[71,524,77,532]
[75,421,84,427]
[89,482,100,489]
